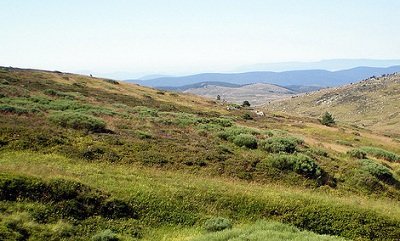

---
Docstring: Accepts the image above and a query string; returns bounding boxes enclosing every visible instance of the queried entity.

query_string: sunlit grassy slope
[264,73,400,137]
[1,67,400,240]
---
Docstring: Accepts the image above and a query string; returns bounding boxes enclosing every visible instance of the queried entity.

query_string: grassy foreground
[1,151,400,240]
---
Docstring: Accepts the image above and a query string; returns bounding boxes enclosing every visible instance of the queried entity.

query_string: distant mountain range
[127,66,400,88]
[234,59,400,72]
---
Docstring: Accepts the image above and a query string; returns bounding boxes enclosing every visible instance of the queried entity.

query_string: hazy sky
[1,0,400,76]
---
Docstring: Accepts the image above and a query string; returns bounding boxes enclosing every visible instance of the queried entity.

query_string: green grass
[1,151,400,240]
[192,221,347,241]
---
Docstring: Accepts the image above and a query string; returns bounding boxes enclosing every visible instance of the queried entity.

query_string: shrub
[267,154,322,179]
[217,126,259,141]
[91,229,119,241]
[49,111,106,132]
[321,112,335,126]
[347,149,367,159]
[259,137,303,154]
[43,89,73,99]
[336,140,353,147]
[360,147,400,162]
[103,79,119,85]
[242,113,253,120]
[0,104,32,114]
[233,134,258,149]
[242,100,251,107]
[359,159,393,181]
[204,217,232,232]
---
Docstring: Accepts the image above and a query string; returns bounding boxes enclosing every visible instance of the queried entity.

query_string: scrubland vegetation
[1,67,400,240]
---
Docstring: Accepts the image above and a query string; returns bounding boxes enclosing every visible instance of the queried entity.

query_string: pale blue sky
[1,0,399,76]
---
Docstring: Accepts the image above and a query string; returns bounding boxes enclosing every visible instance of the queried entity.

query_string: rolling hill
[182,83,295,106]
[127,66,400,87]
[1,67,400,240]
[264,73,400,137]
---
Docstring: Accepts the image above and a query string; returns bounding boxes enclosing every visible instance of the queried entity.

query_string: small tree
[321,112,335,126]
[242,100,250,107]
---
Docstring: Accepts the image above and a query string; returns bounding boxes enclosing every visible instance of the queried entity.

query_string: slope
[1,67,400,240]
[264,73,400,137]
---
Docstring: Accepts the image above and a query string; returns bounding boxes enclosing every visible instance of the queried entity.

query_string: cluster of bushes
[1,96,116,116]
[259,137,303,154]
[218,126,260,148]
[49,111,106,132]
[360,146,400,162]
[266,153,323,179]
[43,89,74,99]
[0,104,37,114]
[0,174,137,221]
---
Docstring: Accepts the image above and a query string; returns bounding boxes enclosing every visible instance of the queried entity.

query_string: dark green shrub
[321,112,335,126]
[217,126,259,141]
[242,100,251,107]
[347,149,367,159]
[0,104,31,114]
[259,137,303,154]
[360,159,393,182]
[204,217,232,232]
[242,113,253,120]
[49,111,106,132]
[360,147,400,162]
[91,229,119,241]
[233,134,258,149]
[267,154,322,179]
[103,79,119,85]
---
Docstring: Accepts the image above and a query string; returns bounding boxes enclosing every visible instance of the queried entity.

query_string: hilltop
[1,67,400,240]
[264,73,400,137]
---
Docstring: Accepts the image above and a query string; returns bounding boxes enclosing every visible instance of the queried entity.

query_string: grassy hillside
[1,67,400,240]
[264,73,400,137]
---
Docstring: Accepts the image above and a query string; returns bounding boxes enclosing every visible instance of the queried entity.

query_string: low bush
[217,126,259,141]
[347,149,367,159]
[259,137,303,154]
[91,229,119,241]
[233,134,258,149]
[204,217,232,232]
[359,159,393,182]
[267,154,322,179]
[49,111,106,132]
[43,89,74,99]
[0,104,36,114]
[360,147,400,162]
[335,140,353,147]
